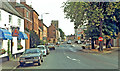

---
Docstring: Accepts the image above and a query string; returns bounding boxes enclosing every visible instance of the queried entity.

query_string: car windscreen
[38,47,44,49]
[25,49,40,54]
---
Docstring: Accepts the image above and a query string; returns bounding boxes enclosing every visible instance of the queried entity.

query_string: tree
[59,28,65,40]
[30,31,45,48]
[62,2,119,51]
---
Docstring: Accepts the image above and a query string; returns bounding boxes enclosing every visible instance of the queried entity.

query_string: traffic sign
[78,37,80,40]
[98,37,103,41]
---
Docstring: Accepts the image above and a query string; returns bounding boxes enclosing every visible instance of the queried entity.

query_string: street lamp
[41,13,49,19]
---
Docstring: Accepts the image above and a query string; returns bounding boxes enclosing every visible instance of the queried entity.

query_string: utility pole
[99,2,104,51]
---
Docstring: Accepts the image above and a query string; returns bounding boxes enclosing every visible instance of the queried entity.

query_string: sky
[17,0,75,35]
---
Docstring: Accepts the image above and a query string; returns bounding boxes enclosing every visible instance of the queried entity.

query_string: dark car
[45,46,50,55]
[56,42,60,45]
[47,44,55,50]
[19,48,43,66]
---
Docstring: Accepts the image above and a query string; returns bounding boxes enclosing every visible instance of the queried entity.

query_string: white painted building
[0,1,27,58]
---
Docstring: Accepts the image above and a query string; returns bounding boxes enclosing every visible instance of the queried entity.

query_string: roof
[43,23,48,28]
[33,9,39,16]
[15,2,32,11]
[16,2,25,7]
[0,1,23,19]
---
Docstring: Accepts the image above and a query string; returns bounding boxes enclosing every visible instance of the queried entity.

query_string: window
[9,15,12,23]
[27,22,29,28]
[26,11,29,18]
[0,11,1,21]
[18,18,21,26]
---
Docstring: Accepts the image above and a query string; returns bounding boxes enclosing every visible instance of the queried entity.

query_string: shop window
[17,39,23,50]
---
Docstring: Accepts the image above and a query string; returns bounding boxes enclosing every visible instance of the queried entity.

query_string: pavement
[1,57,19,71]
[71,43,119,54]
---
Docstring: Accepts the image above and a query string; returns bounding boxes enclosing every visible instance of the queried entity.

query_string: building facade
[38,19,43,40]
[51,20,59,42]
[42,23,48,42]
[47,24,57,43]
[0,1,27,59]
[11,0,33,49]
[32,10,39,35]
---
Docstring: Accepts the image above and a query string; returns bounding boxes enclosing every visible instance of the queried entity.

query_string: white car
[67,40,72,44]
[77,40,82,44]
[37,45,47,56]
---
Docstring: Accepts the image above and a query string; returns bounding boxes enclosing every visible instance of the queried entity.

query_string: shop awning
[18,31,28,40]
[0,29,12,40]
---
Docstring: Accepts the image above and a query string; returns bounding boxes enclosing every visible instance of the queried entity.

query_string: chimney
[20,0,26,4]
[10,0,16,5]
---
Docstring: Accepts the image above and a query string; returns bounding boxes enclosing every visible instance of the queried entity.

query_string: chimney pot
[20,0,26,4]
[9,0,16,5]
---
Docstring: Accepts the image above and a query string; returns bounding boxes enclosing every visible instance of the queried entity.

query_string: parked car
[67,40,72,44]
[56,42,60,45]
[19,48,43,66]
[45,45,50,55]
[37,45,47,56]
[47,44,55,50]
[77,40,82,44]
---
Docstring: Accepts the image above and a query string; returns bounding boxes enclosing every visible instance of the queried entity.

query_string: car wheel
[38,58,42,66]
[41,57,44,62]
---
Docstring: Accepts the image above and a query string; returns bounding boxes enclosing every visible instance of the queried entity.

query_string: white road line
[69,48,77,52]
[66,56,80,62]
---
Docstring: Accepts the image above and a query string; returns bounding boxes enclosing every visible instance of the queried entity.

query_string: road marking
[66,56,80,62]
[69,48,77,52]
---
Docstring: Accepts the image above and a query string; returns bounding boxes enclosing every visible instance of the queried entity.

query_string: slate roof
[0,1,23,19]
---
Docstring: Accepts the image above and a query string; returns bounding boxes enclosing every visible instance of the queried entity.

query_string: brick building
[38,19,43,40]
[51,20,59,42]
[66,35,75,41]
[47,24,57,43]
[42,23,48,42]
[32,10,39,35]
[10,0,33,49]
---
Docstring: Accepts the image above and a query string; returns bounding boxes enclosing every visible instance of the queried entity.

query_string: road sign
[99,37,103,41]
[78,37,80,40]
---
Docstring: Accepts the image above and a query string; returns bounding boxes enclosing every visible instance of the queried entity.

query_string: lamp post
[41,13,49,42]
[41,13,49,23]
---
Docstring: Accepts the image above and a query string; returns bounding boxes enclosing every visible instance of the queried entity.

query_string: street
[3,44,117,70]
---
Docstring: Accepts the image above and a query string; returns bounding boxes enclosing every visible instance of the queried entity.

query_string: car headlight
[34,57,39,59]
[20,58,25,60]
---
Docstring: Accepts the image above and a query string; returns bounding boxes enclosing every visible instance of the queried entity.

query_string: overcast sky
[17,0,75,35]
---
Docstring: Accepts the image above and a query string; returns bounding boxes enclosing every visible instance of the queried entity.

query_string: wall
[0,9,12,58]
[43,25,47,42]
[0,9,25,57]
[47,25,57,43]
[33,11,39,35]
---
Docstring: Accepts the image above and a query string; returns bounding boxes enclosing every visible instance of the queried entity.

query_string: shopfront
[11,27,28,57]
[0,28,12,58]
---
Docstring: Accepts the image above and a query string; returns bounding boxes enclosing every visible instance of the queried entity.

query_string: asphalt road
[15,44,118,69]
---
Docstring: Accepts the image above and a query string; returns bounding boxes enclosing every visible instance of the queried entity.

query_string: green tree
[30,31,45,48]
[62,2,119,51]
[59,28,65,40]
